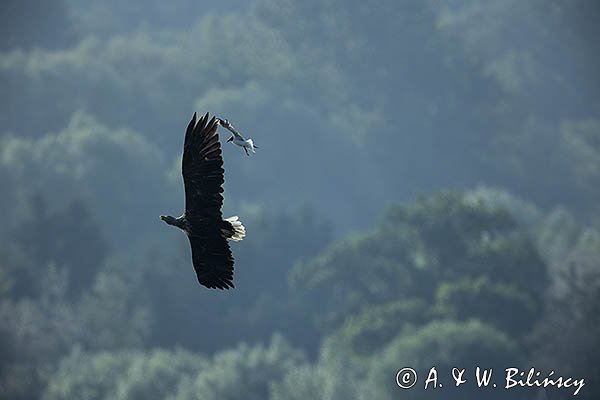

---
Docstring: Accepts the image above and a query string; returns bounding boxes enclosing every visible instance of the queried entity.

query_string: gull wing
[220,119,245,140]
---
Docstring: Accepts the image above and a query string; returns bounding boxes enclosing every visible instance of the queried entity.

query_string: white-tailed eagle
[160,112,245,289]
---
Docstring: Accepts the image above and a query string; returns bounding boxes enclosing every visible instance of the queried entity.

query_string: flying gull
[217,118,259,156]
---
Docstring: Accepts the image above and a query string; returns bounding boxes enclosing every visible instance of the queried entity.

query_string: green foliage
[269,365,328,400]
[43,348,207,400]
[43,336,304,400]
[171,335,305,400]
[74,270,152,350]
[0,111,170,247]
[441,0,600,214]
[0,265,150,399]
[463,186,542,227]
[43,349,133,400]
[271,355,366,400]
[0,15,295,142]
[328,299,432,356]
[438,0,600,115]
[113,350,208,400]
[487,118,600,215]
[8,195,107,298]
[531,267,600,400]
[0,270,78,400]
[0,35,190,136]
[291,192,547,335]
[464,185,600,290]
[366,320,519,400]
[435,277,536,337]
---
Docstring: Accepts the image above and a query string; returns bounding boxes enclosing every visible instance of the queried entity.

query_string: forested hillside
[0,1,598,399]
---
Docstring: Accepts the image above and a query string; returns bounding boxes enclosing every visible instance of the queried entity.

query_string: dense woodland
[0,1,599,399]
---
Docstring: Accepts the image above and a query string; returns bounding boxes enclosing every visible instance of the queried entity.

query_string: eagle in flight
[160,112,245,289]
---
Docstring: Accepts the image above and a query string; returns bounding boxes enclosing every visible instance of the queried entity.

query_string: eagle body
[160,113,245,290]
[162,214,244,241]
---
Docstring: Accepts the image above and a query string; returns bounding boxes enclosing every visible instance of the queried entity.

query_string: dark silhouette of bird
[160,112,245,289]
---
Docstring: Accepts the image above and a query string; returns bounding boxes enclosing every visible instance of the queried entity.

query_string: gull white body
[217,118,258,156]
[231,137,257,154]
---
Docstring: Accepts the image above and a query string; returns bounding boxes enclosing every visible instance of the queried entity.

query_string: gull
[217,118,259,156]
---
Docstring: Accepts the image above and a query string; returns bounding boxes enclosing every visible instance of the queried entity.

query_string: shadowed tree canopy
[290,192,548,333]
[10,194,107,298]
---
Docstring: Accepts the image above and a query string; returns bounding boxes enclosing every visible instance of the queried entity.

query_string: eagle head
[160,215,176,225]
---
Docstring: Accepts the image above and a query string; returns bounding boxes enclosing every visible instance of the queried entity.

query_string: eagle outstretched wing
[182,112,235,289]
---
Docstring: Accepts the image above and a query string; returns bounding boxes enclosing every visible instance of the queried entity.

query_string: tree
[10,194,107,298]
[531,268,600,400]
[366,320,522,400]
[0,111,171,248]
[171,335,306,400]
[43,348,207,400]
[435,276,537,337]
[291,191,548,336]
[324,299,432,357]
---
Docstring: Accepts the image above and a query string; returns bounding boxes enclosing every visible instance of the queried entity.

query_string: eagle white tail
[223,216,246,241]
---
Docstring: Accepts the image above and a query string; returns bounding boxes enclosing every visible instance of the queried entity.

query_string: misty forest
[0,1,599,399]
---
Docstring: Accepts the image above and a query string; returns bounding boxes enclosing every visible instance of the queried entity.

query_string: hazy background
[0,1,598,399]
